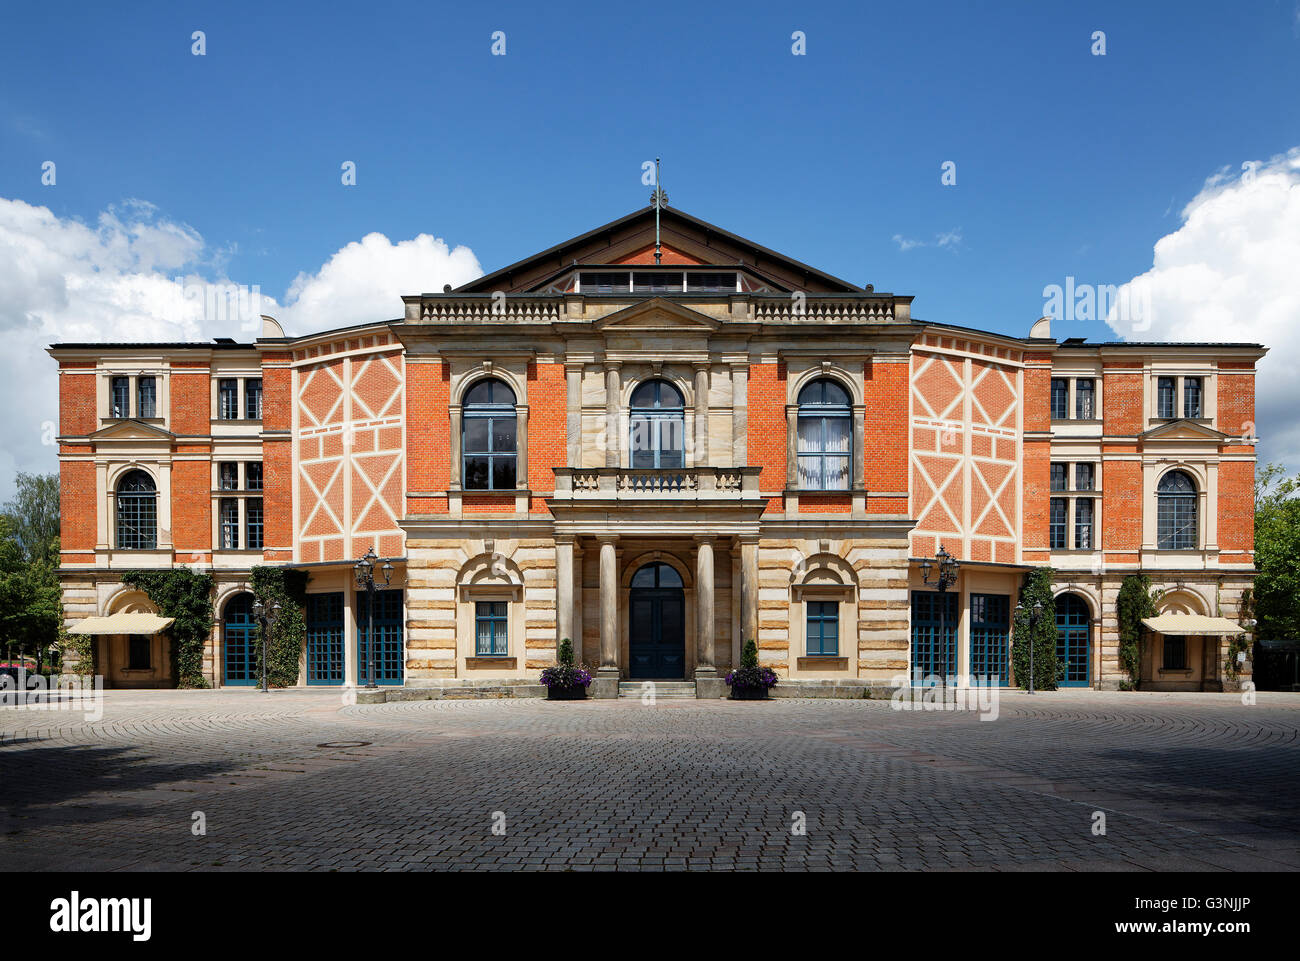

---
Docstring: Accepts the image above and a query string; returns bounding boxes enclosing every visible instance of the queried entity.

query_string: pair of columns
[554,534,760,678]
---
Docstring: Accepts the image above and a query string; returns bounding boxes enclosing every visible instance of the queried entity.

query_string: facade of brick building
[49,207,1264,693]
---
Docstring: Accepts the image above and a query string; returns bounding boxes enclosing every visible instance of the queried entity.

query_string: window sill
[797,656,849,670]
[466,656,516,669]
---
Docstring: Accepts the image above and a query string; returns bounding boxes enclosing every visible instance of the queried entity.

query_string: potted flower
[541,638,593,700]
[725,639,778,700]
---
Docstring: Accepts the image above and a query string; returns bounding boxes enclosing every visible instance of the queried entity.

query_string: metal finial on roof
[650,157,668,264]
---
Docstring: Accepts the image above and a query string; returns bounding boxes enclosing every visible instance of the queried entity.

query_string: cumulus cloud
[1106,148,1300,471]
[0,197,482,499]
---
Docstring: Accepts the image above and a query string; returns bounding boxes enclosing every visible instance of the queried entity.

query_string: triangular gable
[1139,419,1228,442]
[456,206,863,295]
[594,298,721,333]
[612,244,706,266]
[89,419,175,442]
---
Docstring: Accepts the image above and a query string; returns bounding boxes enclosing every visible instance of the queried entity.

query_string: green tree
[0,473,62,669]
[3,472,61,567]
[250,566,309,687]
[1253,463,1300,640]
[1011,568,1058,690]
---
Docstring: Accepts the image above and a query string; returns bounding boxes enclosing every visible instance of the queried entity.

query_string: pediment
[89,419,175,442]
[593,298,721,333]
[1139,419,1228,442]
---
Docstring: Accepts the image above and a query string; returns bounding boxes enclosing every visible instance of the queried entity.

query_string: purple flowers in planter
[724,666,779,691]
[539,664,593,688]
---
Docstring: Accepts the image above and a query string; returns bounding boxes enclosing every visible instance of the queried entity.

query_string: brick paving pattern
[1,689,1297,871]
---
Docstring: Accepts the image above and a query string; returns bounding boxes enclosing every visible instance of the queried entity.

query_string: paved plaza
[1,688,1298,871]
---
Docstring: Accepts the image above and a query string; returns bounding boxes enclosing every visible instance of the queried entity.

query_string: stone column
[738,534,759,648]
[516,405,529,490]
[694,363,710,467]
[695,535,716,676]
[565,363,583,466]
[604,362,621,468]
[785,403,799,488]
[449,405,463,490]
[556,535,575,658]
[598,535,619,675]
[572,541,584,664]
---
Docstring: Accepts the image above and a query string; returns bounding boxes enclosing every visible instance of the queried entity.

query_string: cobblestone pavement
[2,688,1298,871]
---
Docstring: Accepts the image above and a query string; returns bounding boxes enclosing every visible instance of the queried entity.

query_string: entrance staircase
[617,680,697,699]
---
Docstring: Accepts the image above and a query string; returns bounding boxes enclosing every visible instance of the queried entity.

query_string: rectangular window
[806,601,839,656]
[1163,635,1187,670]
[218,462,239,490]
[1050,379,1069,419]
[969,593,1009,685]
[474,601,508,656]
[1074,378,1095,419]
[218,379,239,419]
[246,378,263,420]
[1050,497,1067,549]
[1075,498,1094,551]
[246,497,263,550]
[305,593,345,685]
[1157,377,1176,418]
[910,590,958,682]
[127,634,151,670]
[357,589,405,684]
[219,497,239,550]
[1075,463,1094,491]
[111,376,130,417]
[632,272,683,294]
[245,462,263,491]
[1184,377,1202,418]
[1050,463,1068,491]
[137,376,157,418]
[579,271,631,294]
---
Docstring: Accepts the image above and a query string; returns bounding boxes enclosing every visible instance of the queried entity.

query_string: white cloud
[892,228,963,252]
[1106,147,1300,472]
[0,197,482,500]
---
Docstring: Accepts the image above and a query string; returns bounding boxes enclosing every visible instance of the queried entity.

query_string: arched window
[462,378,517,490]
[116,470,157,550]
[629,380,685,469]
[1156,470,1197,550]
[797,378,852,490]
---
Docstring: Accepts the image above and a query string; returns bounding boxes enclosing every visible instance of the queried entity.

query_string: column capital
[692,533,716,545]
[732,533,761,547]
[603,359,623,373]
[595,532,620,545]
[555,533,577,545]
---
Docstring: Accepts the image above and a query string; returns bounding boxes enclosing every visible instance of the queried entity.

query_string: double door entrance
[628,562,685,679]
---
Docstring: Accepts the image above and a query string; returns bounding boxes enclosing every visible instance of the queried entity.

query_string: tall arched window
[1156,470,1197,549]
[462,379,517,490]
[797,379,852,490]
[629,380,685,469]
[116,469,157,550]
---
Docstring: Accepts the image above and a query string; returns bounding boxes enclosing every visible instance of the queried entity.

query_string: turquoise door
[357,589,404,685]
[1055,593,1091,687]
[223,593,258,686]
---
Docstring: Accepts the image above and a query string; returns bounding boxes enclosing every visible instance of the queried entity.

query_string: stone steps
[617,680,697,699]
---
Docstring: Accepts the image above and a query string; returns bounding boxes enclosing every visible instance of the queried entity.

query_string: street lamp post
[354,546,394,689]
[919,543,960,691]
[250,595,283,694]
[1015,599,1045,694]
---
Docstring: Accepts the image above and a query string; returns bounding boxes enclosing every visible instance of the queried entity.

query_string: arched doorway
[223,593,258,686]
[1055,593,1091,687]
[628,562,685,679]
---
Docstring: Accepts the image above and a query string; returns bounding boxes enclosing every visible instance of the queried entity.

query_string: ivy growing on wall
[1011,567,1059,690]
[250,566,309,688]
[120,569,214,688]
[1116,574,1160,688]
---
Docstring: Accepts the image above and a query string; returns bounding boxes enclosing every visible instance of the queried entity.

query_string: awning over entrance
[68,613,175,635]
[1140,614,1246,636]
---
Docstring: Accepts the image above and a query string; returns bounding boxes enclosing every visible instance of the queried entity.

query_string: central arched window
[630,380,685,469]
[116,469,158,550]
[463,378,517,490]
[797,379,852,490]
[1156,470,1197,549]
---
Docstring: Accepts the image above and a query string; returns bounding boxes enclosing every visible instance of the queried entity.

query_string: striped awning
[68,613,174,635]
[1140,614,1246,636]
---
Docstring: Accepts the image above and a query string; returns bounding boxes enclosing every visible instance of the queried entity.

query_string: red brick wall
[406,359,449,512]
[59,456,96,553]
[1022,440,1050,554]
[171,458,211,553]
[1103,363,1144,435]
[169,362,211,434]
[527,361,565,510]
[1218,365,1256,439]
[59,364,97,435]
[261,352,292,559]
[863,358,908,504]
[748,362,786,500]
[1218,456,1255,553]
[1101,456,1142,550]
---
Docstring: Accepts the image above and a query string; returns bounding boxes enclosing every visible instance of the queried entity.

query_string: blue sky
[1,0,1299,491]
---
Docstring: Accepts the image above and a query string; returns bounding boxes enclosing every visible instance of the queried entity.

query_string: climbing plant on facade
[120,569,214,688]
[1011,567,1059,690]
[1116,574,1160,689]
[250,565,309,688]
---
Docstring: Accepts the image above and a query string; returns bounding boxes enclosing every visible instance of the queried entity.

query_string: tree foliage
[1,473,62,666]
[1116,574,1159,687]
[1253,463,1300,640]
[1011,567,1059,690]
[250,566,308,688]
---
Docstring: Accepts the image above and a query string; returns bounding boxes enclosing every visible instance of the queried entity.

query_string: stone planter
[727,686,770,701]
[546,685,588,701]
